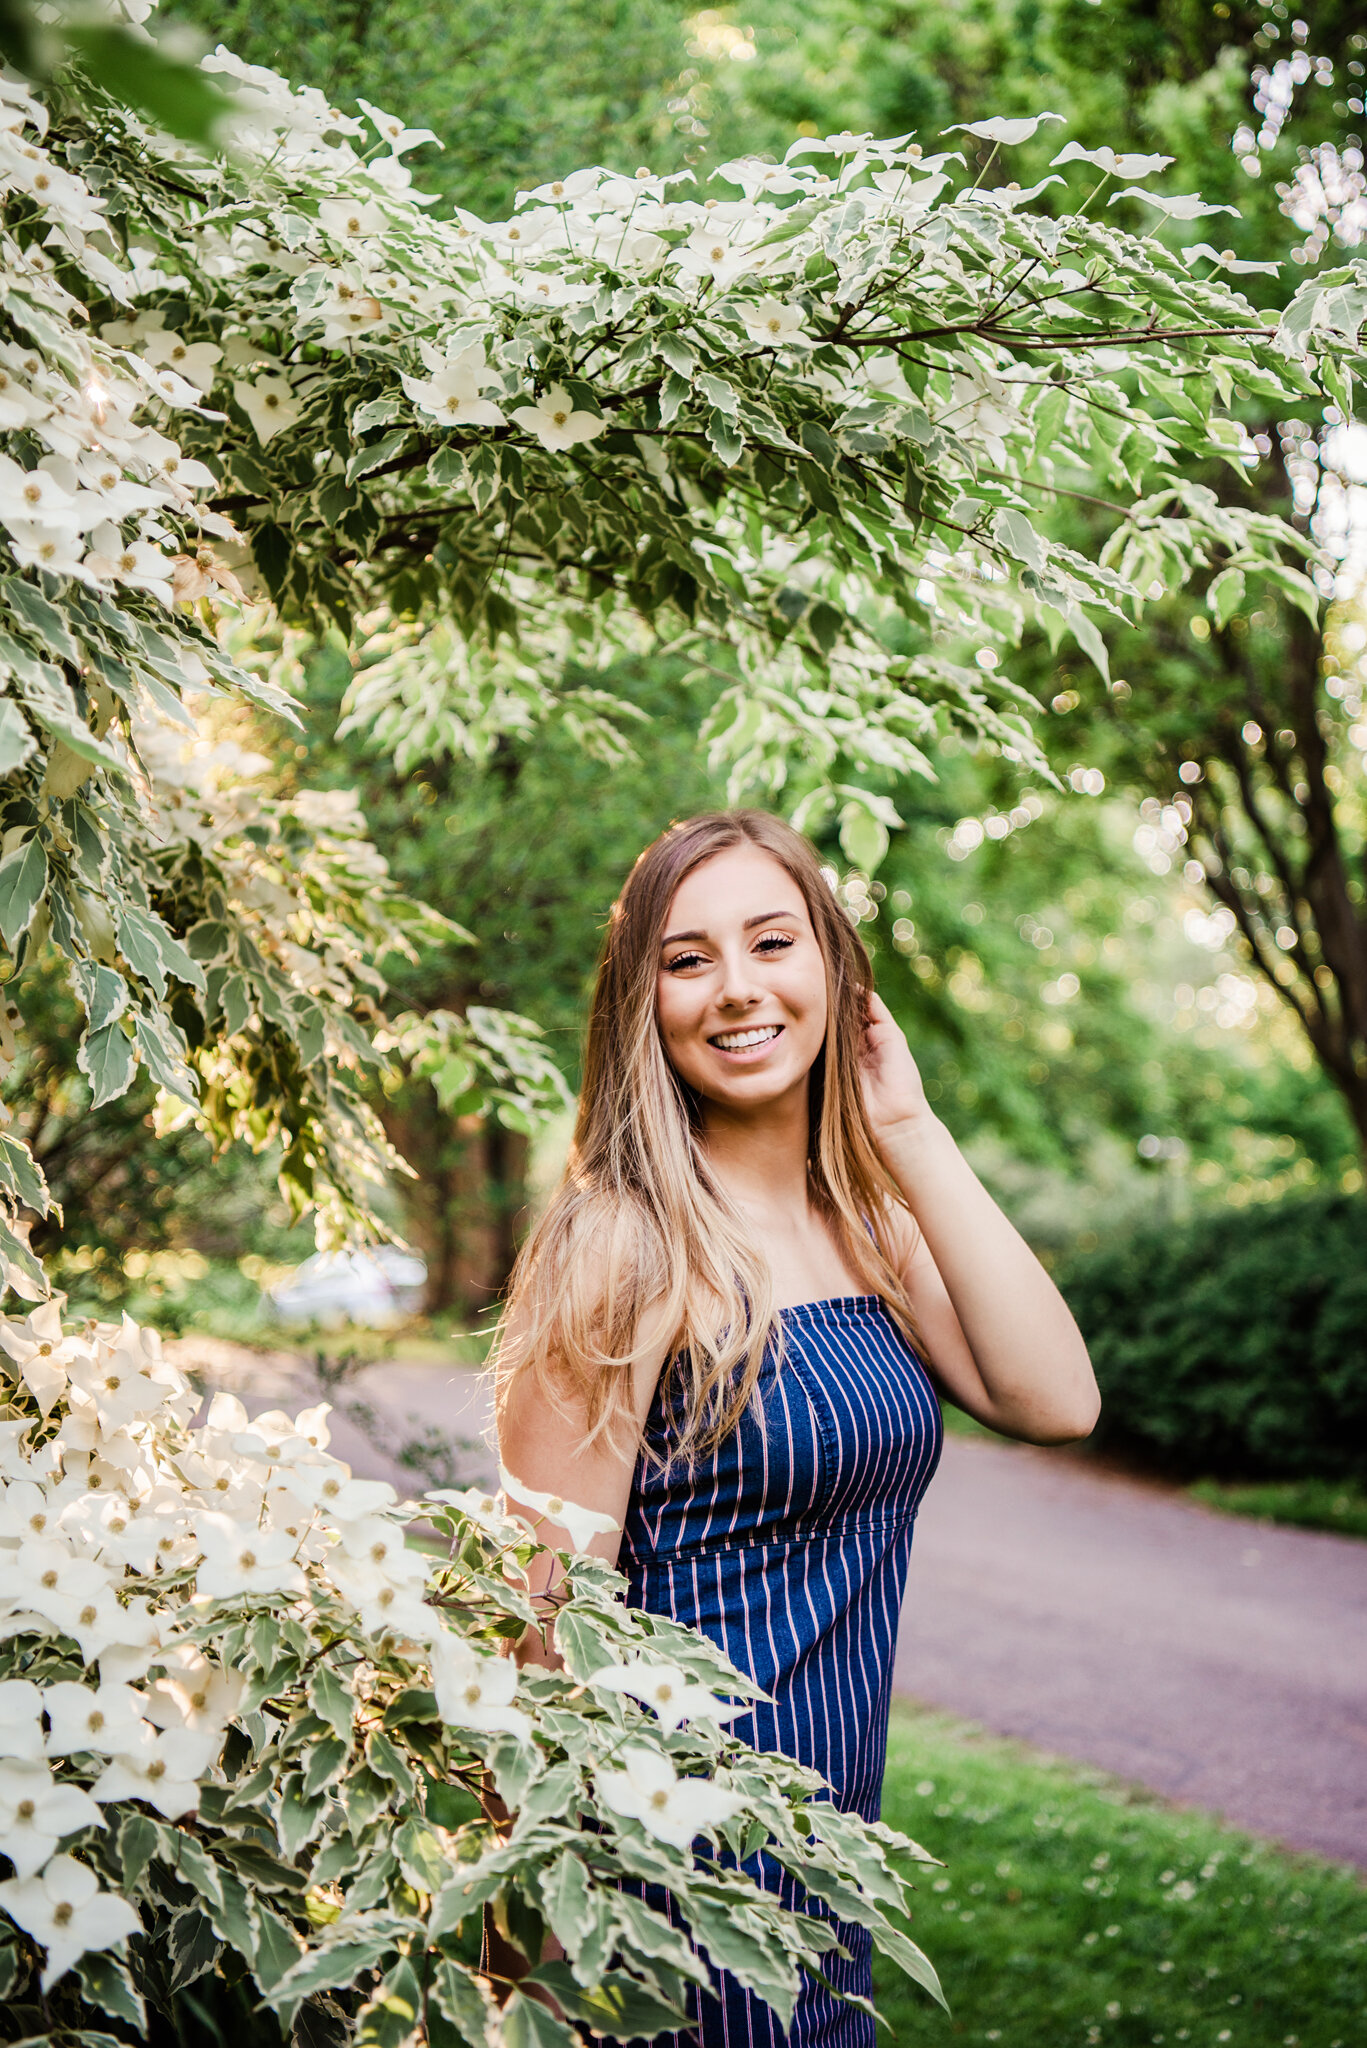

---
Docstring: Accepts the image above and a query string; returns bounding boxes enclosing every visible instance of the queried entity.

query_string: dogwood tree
[0,4,1362,1303]
[0,1298,944,2038]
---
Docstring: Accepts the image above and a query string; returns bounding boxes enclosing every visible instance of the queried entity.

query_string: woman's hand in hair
[858,991,931,1150]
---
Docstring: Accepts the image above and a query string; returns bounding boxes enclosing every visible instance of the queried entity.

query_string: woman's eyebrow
[661,909,801,946]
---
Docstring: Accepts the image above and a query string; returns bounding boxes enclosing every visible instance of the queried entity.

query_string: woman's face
[656,844,829,1114]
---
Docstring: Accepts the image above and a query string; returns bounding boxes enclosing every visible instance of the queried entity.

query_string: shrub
[1053,1190,1367,1484]
[0,1302,943,2045]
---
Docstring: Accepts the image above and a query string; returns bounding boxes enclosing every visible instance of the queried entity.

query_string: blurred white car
[269,1246,428,1329]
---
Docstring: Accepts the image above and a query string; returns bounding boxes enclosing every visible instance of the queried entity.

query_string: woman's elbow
[1031,1381,1101,1445]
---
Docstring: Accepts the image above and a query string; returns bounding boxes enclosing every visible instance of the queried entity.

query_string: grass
[874,1704,1366,2048]
[1186,1479,1367,1542]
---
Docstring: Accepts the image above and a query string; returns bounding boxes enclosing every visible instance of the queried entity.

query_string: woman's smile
[709,1023,785,1059]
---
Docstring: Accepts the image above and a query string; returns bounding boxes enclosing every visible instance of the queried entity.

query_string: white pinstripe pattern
[620,1295,943,2047]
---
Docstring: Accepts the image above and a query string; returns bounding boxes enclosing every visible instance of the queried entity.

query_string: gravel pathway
[896,1433,1367,1869]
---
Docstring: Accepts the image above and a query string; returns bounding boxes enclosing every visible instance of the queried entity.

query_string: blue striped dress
[620,1292,943,2047]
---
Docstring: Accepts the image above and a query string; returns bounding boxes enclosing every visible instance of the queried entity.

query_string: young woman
[496,808,1098,2047]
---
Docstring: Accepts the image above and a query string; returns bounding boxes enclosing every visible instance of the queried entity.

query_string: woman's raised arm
[861,993,1100,1445]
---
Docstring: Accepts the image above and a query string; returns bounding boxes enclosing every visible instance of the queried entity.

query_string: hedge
[1052,1190,1367,1485]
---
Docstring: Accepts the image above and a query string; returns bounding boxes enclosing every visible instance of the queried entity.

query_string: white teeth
[712,1025,782,1050]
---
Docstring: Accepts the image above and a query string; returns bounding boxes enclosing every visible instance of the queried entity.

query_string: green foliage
[165,0,701,220]
[1188,1474,1367,1541]
[1053,1190,1367,1483]
[874,1705,1367,2048]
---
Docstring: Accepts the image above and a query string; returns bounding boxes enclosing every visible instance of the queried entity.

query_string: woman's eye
[755,932,794,954]
[664,951,705,972]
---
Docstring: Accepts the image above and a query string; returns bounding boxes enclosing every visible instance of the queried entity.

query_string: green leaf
[657,332,697,377]
[423,1772,481,1832]
[1207,567,1245,629]
[265,1936,400,2018]
[357,1958,423,2048]
[536,1850,594,1953]
[658,371,691,428]
[254,1903,305,1991]
[0,700,34,776]
[839,804,889,875]
[0,837,47,948]
[1066,605,1111,685]
[308,1663,355,1745]
[302,1737,350,1801]
[66,22,233,146]
[0,1133,49,1216]
[428,1961,489,2048]
[366,1728,417,1792]
[78,1021,137,1109]
[118,1811,160,1893]
[500,1990,578,2048]
[394,1817,448,1894]
[347,429,414,486]
[707,410,744,466]
[73,1950,145,2031]
[529,1963,690,2037]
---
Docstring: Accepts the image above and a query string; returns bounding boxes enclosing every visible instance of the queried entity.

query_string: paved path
[174,1339,1367,1869]
[896,1434,1367,1869]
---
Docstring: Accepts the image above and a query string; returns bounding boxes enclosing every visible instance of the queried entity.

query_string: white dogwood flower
[509,385,605,453]
[44,1680,151,1760]
[402,346,505,428]
[144,1646,244,1737]
[192,1513,306,1601]
[424,1485,512,1539]
[595,1745,745,1850]
[233,374,302,443]
[282,1461,396,1521]
[91,1722,217,1819]
[944,113,1064,145]
[334,1514,429,1582]
[139,329,222,395]
[0,1679,45,1760]
[83,522,175,603]
[587,1658,743,1733]
[66,1344,165,1434]
[317,196,389,242]
[0,1301,71,1414]
[0,1762,104,1880]
[356,98,440,156]
[327,1554,435,1641]
[737,297,806,347]
[430,1632,531,1742]
[0,1853,139,1991]
[1051,142,1174,180]
[229,1407,319,1466]
[498,1465,619,1552]
[0,1477,57,1544]
[7,520,90,578]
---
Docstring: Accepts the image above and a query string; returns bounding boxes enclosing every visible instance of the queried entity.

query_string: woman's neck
[698,1083,813,1222]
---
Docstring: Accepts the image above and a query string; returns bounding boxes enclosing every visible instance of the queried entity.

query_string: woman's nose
[716,946,762,1007]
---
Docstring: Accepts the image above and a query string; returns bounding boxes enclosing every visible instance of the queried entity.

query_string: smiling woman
[495,809,1100,2047]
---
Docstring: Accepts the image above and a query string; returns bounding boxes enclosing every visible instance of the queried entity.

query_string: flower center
[240,1549,257,1569]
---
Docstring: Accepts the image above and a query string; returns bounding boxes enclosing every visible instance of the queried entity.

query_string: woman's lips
[708,1024,785,1061]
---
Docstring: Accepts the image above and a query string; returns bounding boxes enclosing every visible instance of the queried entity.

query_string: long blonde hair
[494,810,920,1466]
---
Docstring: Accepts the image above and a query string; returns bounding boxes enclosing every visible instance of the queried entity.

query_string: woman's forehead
[666,845,809,926]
